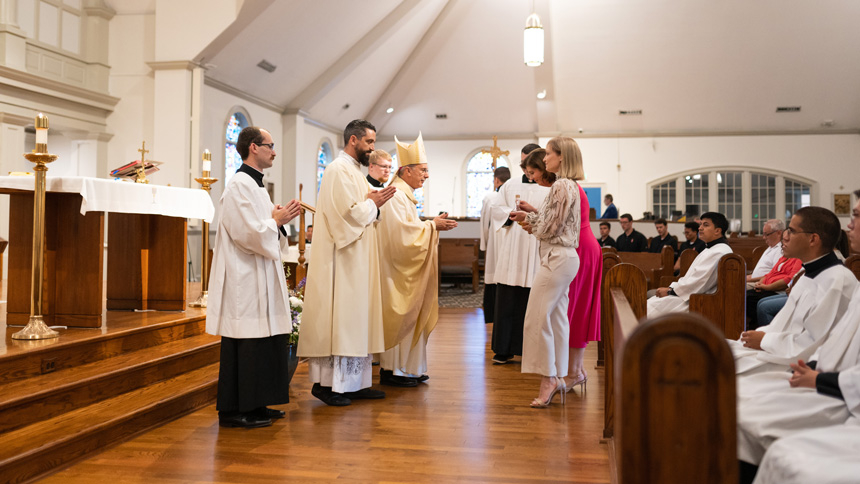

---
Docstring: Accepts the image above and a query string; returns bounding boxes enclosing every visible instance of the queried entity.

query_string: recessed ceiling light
[536,89,547,99]
[256,60,276,73]
[386,107,394,114]
[342,103,350,110]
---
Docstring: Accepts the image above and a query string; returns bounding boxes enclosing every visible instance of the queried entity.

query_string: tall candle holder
[189,149,218,308]
[13,114,59,340]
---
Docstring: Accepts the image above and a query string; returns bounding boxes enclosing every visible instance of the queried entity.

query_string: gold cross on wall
[481,135,510,170]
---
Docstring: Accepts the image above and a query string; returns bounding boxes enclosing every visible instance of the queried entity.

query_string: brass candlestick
[189,149,218,308]
[13,114,60,340]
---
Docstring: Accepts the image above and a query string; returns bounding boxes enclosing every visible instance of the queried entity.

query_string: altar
[0,176,214,328]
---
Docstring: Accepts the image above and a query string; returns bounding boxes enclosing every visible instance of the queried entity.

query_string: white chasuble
[736,286,860,464]
[754,418,860,484]
[730,265,858,375]
[376,176,440,352]
[489,178,550,288]
[646,241,733,317]
[206,171,291,339]
[298,152,385,359]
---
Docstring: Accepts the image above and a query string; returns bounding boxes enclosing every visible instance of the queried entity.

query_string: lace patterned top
[525,178,581,248]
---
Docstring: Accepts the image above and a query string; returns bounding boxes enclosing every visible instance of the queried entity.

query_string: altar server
[377,133,457,386]
[207,126,301,428]
[480,166,510,324]
[298,119,397,407]
[731,207,857,376]
[647,212,733,318]
[487,145,550,364]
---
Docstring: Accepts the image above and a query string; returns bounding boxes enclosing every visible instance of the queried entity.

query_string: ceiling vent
[776,106,801,113]
[256,60,276,73]
[436,113,447,119]
[619,110,642,116]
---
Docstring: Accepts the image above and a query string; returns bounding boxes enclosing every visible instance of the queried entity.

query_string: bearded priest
[377,133,458,386]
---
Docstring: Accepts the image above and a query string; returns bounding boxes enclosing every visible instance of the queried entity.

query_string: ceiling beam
[366,0,457,133]
[285,0,425,112]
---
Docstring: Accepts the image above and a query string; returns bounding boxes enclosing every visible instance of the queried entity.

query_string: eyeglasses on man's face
[372,163,392,171]
[786,226,813,237]
[254,142,275,150]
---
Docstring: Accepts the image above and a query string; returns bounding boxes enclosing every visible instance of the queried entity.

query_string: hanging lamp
[523,11,544,67]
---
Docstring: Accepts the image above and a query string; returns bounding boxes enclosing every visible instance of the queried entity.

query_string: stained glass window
[466,152,509,218]
[316,142,333,192]
[225,112,248,184]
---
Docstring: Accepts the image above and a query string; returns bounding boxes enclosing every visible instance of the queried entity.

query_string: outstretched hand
[434,212,458,231]
[272,199,302,225]
[789,359,819,389]
[517,200,537,213]
[368,186,397,207]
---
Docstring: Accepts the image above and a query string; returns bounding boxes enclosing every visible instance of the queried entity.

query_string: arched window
[784,178,811,220]
[316,141,333,192]
[750,173,776,232]
[225,112,249,184]
[465,151,509,218]
[652,180,676,219]
[718,171,743,226]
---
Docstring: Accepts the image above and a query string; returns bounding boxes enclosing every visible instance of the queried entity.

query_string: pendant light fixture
[523,5,544,67]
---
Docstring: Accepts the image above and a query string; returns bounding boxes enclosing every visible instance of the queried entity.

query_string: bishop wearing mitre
[377,134,458,386]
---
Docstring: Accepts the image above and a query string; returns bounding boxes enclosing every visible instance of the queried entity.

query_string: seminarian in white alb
[1,2,860,483]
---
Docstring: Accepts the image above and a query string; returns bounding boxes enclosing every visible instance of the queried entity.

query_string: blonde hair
[546,136,584,181]
[368,149,392,165]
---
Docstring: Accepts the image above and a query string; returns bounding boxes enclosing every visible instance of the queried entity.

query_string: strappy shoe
[530,377,566,408]
[564,371,588,394]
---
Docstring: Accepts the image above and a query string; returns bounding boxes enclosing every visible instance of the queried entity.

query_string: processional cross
[481,135,510,169]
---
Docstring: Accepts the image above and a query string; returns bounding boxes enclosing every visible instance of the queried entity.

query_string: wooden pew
[689,253,746,340]
[596,251,623,368]
[0,236,6,282]
[727,236,767,271]
[611,292,737,484]
[438,238,480,293]
[601,263,647,439]
[750,244,766,271]
[611,245,674,289]
[659,248,699,287]
[845,254,860,282]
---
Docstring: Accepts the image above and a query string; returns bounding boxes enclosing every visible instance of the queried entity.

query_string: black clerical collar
[802,251,841,279]
[366,174,384,188]
[238,163,264,187]
[522,174,536,184]
[705,236,728,249]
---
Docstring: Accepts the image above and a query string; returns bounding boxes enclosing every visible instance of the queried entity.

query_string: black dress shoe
[492,354,513,364]
[379,369,419,387]
[311,383,352,406]
[342,388,386,399]
[255,407,286,419]
[416,374,430,382]
[219,413,273,429]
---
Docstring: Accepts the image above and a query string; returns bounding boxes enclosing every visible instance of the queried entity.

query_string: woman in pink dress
[524,156,601,394]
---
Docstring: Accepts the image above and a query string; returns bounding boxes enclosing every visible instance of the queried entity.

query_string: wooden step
[0,333,220,434]
[0,363,219,484]
[0,315,206,385]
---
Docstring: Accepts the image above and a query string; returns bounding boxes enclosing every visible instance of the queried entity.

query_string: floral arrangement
[288,277,305,345]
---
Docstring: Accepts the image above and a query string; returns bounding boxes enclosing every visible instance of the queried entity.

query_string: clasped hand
[789,359,818,389]
[272,199,302,225]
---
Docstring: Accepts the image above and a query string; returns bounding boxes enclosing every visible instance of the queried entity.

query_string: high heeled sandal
[565,371,588,394]
[530,377,566,408]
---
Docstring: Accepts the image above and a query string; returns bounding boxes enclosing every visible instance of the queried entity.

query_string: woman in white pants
[510,136,584,408]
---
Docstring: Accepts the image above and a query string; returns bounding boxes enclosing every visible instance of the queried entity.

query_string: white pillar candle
[202,160,212,172]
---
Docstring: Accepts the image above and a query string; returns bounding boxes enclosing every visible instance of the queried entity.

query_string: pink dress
[567,185,602,348]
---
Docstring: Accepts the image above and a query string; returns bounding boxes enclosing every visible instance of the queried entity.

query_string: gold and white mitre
[394,132,428,166]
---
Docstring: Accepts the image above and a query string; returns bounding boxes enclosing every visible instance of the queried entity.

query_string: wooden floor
[40,308,610,483]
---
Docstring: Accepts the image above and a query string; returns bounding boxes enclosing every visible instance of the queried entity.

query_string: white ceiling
[189,0,860,139]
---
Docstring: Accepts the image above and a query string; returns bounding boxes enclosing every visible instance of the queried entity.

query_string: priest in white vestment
[207,127,301,428]
[298,119,397,407]
[487,145,550,363]
[731,209,858,376]
[376,133,458,386]
[647,212,733,318]
[480,166,511,325]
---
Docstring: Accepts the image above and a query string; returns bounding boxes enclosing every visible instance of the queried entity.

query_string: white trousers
[521,243,580,378]
[308,355,373,393]
[379,332,427,377]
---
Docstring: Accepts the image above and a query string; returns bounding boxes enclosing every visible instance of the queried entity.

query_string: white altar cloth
[0,176,214,222]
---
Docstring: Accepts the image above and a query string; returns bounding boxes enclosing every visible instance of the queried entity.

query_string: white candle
[202,160,212,172]
[36,128,47,146]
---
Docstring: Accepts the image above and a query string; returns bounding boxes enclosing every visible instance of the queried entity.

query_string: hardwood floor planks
[41,308,610,483]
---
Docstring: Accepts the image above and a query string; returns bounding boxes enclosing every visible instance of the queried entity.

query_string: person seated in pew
[597,221,615,248]
[731,207,857,376]
[674,221,706,272]
[648,218,678,255]
[646,212,732,318]
[747,219,785,283]
[615,213,648,252]
[735,194,860,481]
[743,230,803,330]
[752,418,860,484]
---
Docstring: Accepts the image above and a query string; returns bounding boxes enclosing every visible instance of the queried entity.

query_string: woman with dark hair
[523,149,555,187]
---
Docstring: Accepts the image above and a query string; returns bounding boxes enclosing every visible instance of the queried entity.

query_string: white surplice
[480,189,503,284]
[730,264,859,375]
[646,241,734,317]
[489,178,550,288]
[754,418,860,484]
[736,285,860,464]
[751,243,783,279]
